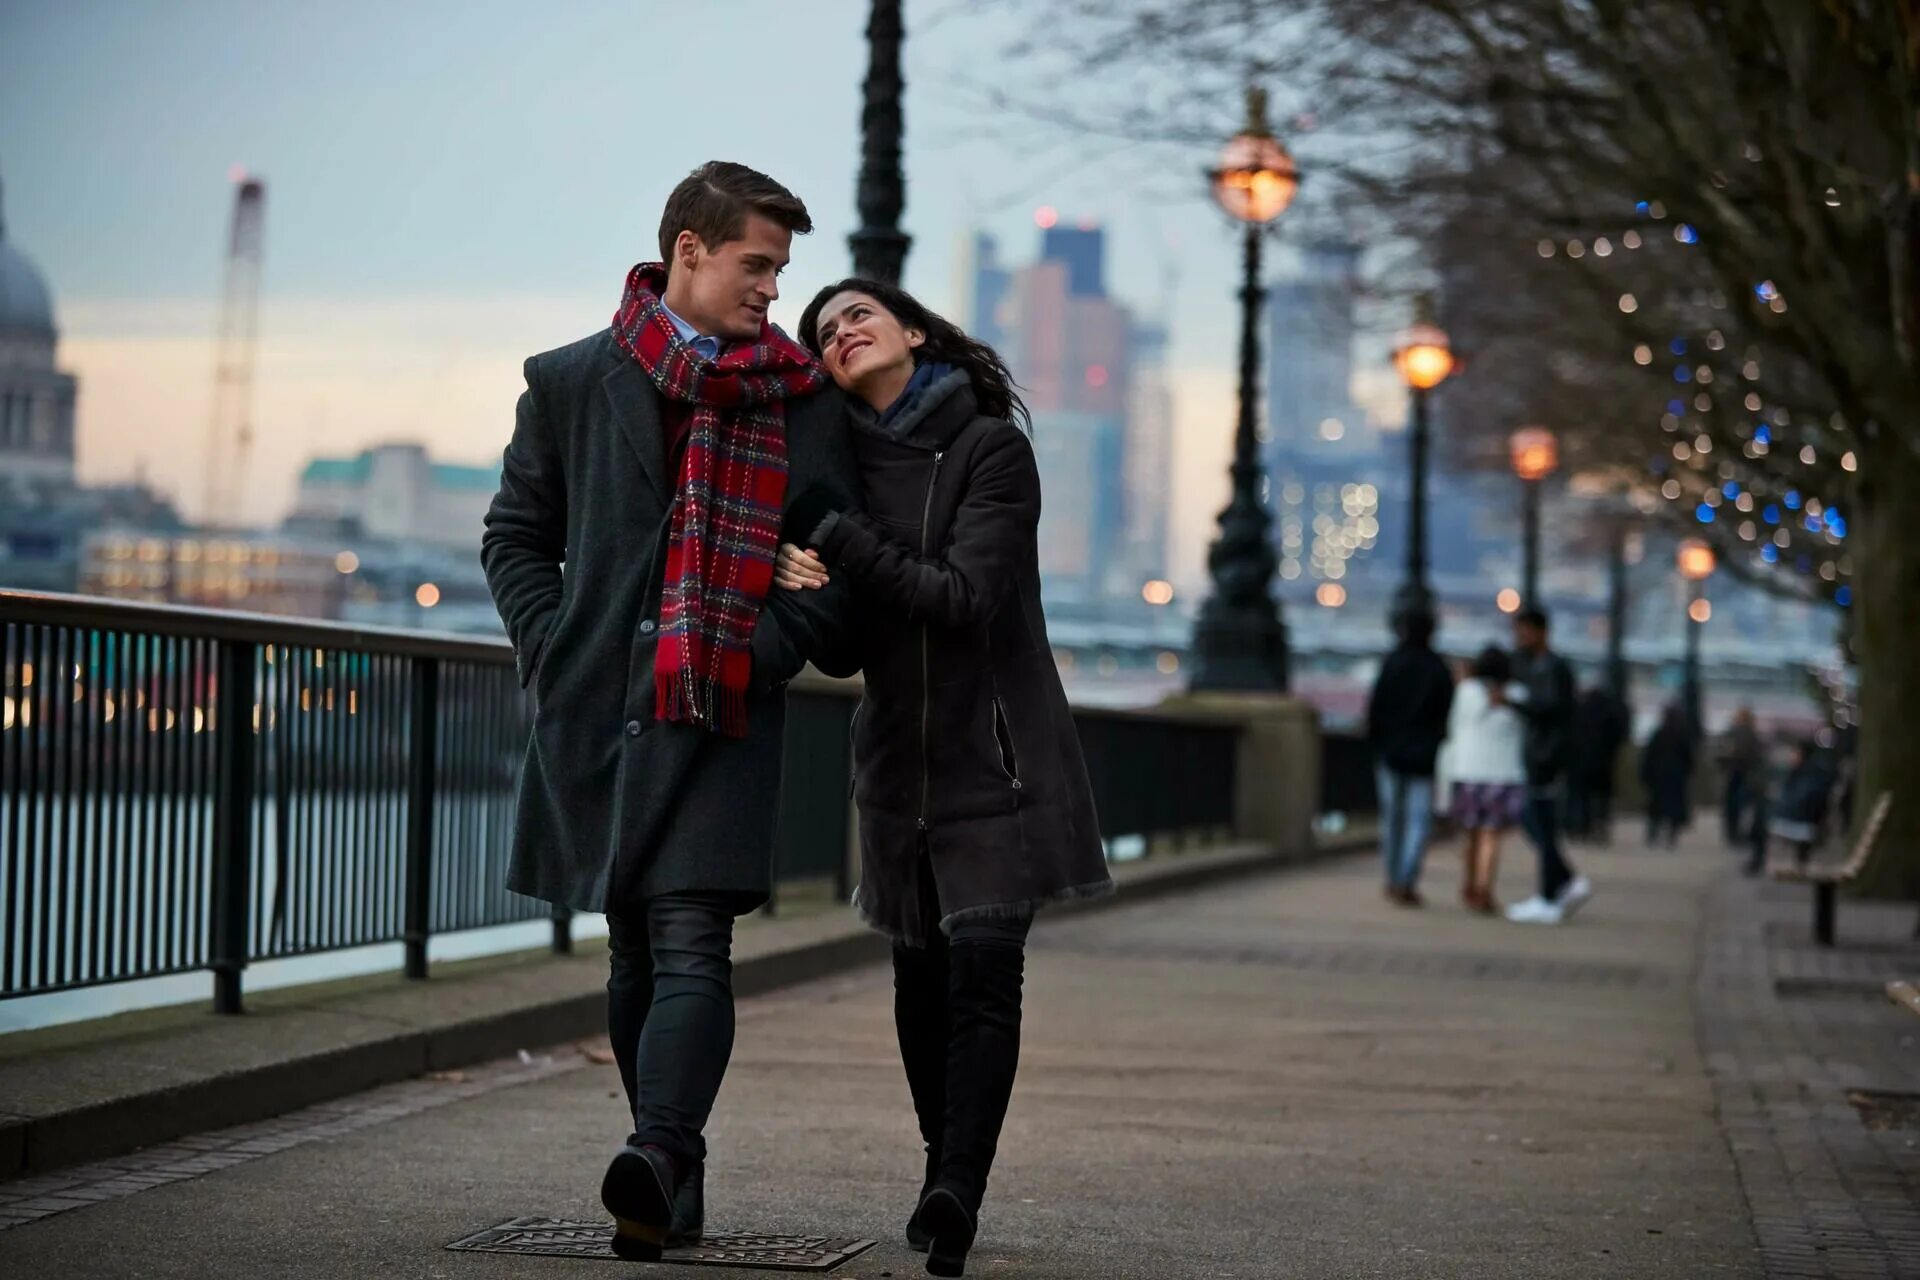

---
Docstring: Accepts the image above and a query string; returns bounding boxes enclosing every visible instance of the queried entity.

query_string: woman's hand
[774,542,831,591]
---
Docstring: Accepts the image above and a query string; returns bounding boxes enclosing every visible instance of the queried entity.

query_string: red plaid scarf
[611,262,826,736]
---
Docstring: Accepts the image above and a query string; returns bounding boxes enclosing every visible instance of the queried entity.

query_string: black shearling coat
[481,328,861,917]
[811,372,1112,945]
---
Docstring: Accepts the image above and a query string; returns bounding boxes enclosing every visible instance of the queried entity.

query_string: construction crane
[203,169,265,526]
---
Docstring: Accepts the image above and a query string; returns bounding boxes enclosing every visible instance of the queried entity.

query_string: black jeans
[1522,789,1575,901]
[892,859,1032,1215]
[1723,770,1751,844]
[606,893,738,1169]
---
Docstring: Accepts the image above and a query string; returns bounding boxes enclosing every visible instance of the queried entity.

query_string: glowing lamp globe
[1208,88,1299,225]
[1676,538,1717,581]
[1395,322,1454,390]
[1509,427,1559,482]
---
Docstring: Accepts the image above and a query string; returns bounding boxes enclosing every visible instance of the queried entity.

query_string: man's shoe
[1555,875,1593,919]
[1504,895,1564,925]
[906,1207,933,1253]
[601,1143,676,1261]
[917,1185,977,1278]
[667,1157,704,1248]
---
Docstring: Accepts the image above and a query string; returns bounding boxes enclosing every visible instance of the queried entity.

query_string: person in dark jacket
[1766,738,1834,866]
[1504,609,1591,925]
[1365,609,1455,905]
[480,163,862,1262]
[1640,703,1695,848]
[778,278,1113,1278]
[1566,685,1627,843]
[1718,706,1763,845]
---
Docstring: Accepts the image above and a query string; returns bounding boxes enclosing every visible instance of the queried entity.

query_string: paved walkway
[1,829,1914,1278]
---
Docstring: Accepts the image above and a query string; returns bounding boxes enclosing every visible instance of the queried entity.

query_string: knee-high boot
[892,941,949,1249]
[919,935,1026,1277]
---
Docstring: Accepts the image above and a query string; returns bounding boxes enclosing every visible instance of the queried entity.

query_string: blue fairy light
[1636,200,1650,215]
[1805,514,1824,533]
[1669,338,1688,356]
[1668,398,1686,415]
[1722,481,1741,498]
[1696,504,1716,523]
[1755,281,1779,301]
[1763,504,1781,525]
[1674,366,1692,383]
[1836,586,1852,607]
[1827,514,1847,539]
[1762,545,1780,564]
[1785,490,1802,510]
[1677,224,1699,244]
[1755,425,1772,445]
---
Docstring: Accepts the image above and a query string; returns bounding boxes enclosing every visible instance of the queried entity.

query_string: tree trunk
[1849,448,1920,899]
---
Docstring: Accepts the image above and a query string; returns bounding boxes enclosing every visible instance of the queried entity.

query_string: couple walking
[1368,608,1592,924]
[480,161,1112,1278]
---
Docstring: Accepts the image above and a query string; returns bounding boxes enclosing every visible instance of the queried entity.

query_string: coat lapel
[602,359,671,506]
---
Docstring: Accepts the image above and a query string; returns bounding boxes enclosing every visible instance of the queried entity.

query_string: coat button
[639,619,657,635]
[625,720,642,738]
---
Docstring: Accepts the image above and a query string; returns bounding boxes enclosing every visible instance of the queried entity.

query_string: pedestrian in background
[1366,609,1456,906]
[1766,738,1834,868]
[1505,609,1592,925]
[1718,706,1763,845]
[1640,703,1695,849]
[1443,646,1527,915]
[1566,684,1627,843]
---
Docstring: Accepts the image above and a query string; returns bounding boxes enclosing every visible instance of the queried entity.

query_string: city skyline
[0,0,1414,599]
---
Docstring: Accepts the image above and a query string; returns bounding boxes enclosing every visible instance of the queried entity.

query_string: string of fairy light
[1533,196,1855,608]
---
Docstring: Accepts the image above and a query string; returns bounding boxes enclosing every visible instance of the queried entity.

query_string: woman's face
[813,291,922,393]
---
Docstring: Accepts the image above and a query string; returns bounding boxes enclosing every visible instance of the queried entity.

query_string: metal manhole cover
[447,1218,876,1270]
[1846,1090,1920,1131]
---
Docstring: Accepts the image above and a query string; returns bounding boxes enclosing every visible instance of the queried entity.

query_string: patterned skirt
[1452,781,1527,831]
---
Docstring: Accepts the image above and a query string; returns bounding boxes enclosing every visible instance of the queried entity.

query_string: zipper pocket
[847,700,861,799]
[991,697,1023,792]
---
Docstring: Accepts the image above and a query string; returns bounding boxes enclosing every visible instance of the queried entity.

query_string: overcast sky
[0,0,1406,592]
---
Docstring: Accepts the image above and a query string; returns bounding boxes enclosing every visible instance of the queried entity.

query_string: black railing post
[210,639,256,1014]
[403,657,439,980]
[550,903,572,956]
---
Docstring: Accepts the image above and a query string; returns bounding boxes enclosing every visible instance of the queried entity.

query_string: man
[1504,608,1592,924]
[481,162,861,1261]
[1719,705,1763,845]
[1365,609,1455,905]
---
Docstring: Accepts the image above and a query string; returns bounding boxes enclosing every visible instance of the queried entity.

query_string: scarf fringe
[654,670,752,740]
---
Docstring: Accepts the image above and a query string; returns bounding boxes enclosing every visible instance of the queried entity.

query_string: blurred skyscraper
[964,221,1164,609]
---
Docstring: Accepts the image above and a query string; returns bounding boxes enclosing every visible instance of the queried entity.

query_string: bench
[1767,791,1893,947]
[1889,980,1920,1019]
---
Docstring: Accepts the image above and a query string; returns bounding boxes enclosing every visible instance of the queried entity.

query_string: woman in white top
[1442,646,1528,914]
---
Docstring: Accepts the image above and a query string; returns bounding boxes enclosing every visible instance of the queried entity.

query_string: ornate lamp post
[1508,426,1558,609]
[849,0,909,283]
[1390,296,1455,630]
[1676,537,1716,739]
[1189,86,1299,692]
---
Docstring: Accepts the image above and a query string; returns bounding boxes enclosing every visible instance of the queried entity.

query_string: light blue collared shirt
[659,301,723,362]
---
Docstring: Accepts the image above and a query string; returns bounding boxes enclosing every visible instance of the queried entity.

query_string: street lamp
[1390,295,1454,630]
[1677,537,1716,738]
[1189,85,1299,693]
[1508,426,1558,609]
[848,0,909,283]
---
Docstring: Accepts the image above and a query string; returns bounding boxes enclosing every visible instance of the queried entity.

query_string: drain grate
[447,1218,876,1271]
[1846,1090,1920,1132]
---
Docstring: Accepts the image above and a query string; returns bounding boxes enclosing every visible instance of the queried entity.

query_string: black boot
[893,941,949,1254]
[667,1158,703,1247]
[601,1143,678,1262]
[922,937,1026,1278]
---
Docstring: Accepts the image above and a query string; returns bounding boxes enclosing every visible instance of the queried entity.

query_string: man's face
[1514,619,1545,652]
[672,213,792,341]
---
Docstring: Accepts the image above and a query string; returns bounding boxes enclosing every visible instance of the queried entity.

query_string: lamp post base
[1189,597,1290,692]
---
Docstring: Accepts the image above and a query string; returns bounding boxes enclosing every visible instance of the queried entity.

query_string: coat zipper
[918,450,945,830]
[991,696,1023,792]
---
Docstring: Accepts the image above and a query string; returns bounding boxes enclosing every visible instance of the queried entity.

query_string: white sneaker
[1556,875,1593,918]
[1504,895,1565,925]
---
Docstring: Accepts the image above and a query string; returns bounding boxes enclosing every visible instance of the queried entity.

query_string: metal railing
[2,590,1244,1014]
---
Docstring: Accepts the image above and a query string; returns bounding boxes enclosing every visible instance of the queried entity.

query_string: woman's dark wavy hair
[796,277,1031,431]
[1471,645,1512,684]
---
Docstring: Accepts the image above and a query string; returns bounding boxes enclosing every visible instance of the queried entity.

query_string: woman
[1640,703,1695,848]
[777,278,1113,1278]
[1442,646,1527,914]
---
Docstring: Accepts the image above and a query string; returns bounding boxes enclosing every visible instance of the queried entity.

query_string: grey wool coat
[810,373,1114,946]
[480,328,862,918]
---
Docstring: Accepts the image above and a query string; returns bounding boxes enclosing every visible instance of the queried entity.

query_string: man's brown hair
[657,162,812,261]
